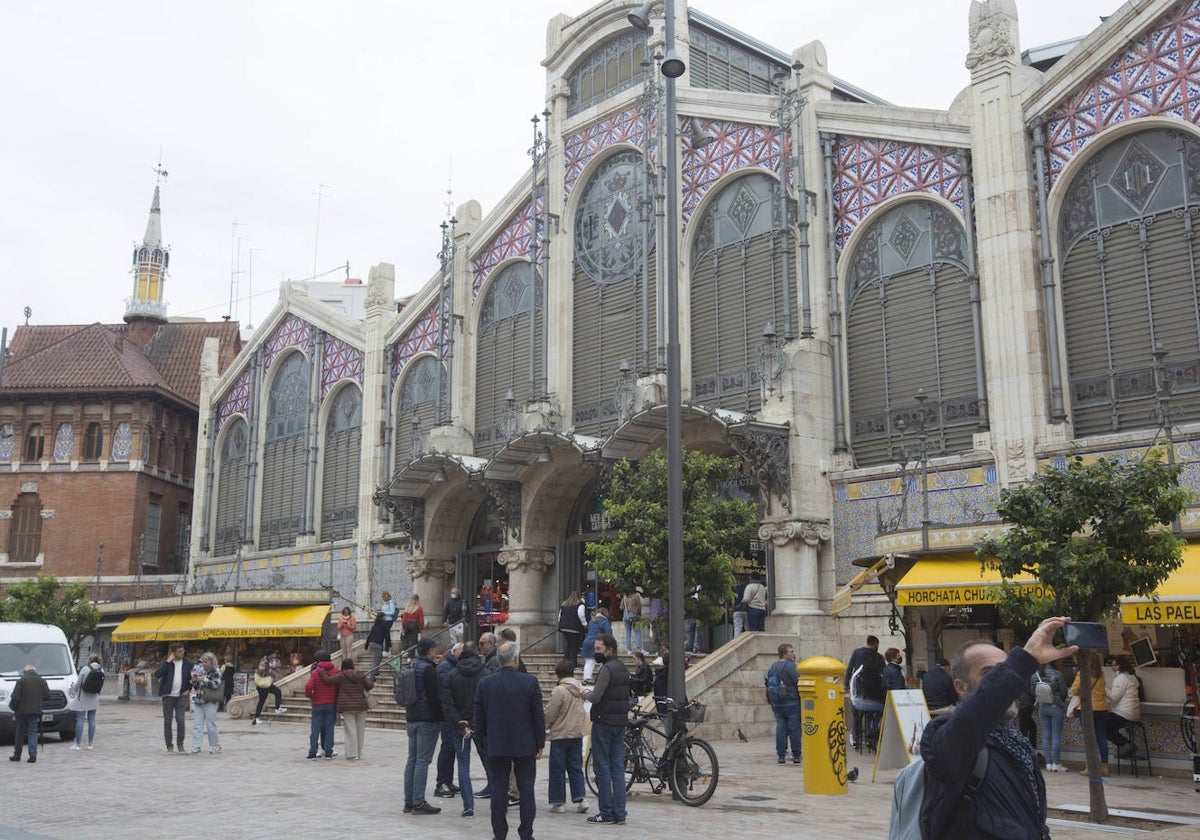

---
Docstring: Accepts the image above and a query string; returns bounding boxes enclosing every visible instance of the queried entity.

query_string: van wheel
[60,731,74,742]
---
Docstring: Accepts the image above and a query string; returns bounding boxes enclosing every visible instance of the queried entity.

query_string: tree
[0,574,101,652]
[584,450,757,637]
[977,451,1189,823]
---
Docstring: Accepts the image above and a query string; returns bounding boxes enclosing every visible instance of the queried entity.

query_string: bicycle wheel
[1182,700,1199,755]
[586,737,639,795]
[584,747,599,796]
[668,736,719,806]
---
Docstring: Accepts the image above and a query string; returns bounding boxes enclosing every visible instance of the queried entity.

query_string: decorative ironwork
[613,361,636,425]
[726,422,791,514]
[372,487,425,550]
[756,323,786,402]
[575,151,646,285]
[498,390,522,441]
[469,478,522,543]
[580,448,617,498]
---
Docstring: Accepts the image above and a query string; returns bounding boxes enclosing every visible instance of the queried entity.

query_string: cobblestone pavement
[2,701,1197,839]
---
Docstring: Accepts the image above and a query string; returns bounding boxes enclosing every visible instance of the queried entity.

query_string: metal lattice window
[689,26,786,95]
[394,355,444,468]
[143,496,162,569]
[260,351,310,551]
[321,385,362,541]
[1059,128,1200,436]
[568,30,648,116]
[213,417,248,557]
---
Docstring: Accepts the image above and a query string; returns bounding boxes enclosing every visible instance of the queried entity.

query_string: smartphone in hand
[1063,621,1108,649]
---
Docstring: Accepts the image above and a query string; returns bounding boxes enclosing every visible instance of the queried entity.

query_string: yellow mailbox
[797,655,848,796]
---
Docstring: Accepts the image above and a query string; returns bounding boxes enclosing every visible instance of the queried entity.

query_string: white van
[0,622,77,740]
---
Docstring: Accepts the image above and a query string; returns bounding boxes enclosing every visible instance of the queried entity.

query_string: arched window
[475,261,543,454]
[844,199,979,467]
[22,424,43,462]
[111,422,132,461]
[1059,128,1200,436]
[572,150,657,434]
[83,423,104,460]
[394,355,444,469]
[691,172,788,412]
[213,417,248,556]
[0,424,14,463]
[53,423,74,462]
[260,352,310,550]
[568,30,648,116]
[8,492,43,563]
[321,385,361,541]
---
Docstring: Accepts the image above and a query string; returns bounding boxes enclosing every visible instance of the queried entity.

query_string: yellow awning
[1120,546,1200,624]
[832,556,891,614]
[202,605,331,638]
[155,610,216,641]
[895,553,1042,607]
[110,613,169,643]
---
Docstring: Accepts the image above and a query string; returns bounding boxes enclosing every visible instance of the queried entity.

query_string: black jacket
[587,657,630,726]
[153,658,194,697]
[405,655,443,723]
[442,652,484,729]
[922,665,957,709]
[9,671,51,715]
[473,667,545,758]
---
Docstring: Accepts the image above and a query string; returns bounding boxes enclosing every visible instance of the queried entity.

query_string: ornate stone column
[498,547,556,627]
[759,518,831,617]
[405,556,456,622]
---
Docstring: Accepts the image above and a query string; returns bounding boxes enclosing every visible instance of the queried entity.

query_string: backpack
[81,666,105,695]
[393,660,419,706]
[849,664,864,703]
[889,746,989,839]
[765,662,785,704]
[1033,674,1054,705]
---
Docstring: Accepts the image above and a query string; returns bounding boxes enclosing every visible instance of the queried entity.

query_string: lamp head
[628,1,654,30]
[536,446,553,464]
[688,120,716,149]
[661,48,685,79]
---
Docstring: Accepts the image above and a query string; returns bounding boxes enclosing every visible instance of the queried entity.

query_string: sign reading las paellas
[1121,601,1200,624]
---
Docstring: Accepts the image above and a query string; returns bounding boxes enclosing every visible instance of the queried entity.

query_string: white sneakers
[549,801,588,814]
[69,744,82,751]
[549,804,565,813]
[1045,763,1066,772]
[275,706,288,714]
[575,799,590,813]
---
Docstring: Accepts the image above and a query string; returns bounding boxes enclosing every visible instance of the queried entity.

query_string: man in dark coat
[473,641,545,840]
[9,664,51,763]
[403,638,445,815]
[434,642,462,799]
[585,632,630,825]
[922,657,957,714]
[921,618,1077,839]
[442,641,485,817]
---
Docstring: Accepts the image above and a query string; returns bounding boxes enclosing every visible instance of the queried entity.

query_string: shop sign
[1120,601,1200,624]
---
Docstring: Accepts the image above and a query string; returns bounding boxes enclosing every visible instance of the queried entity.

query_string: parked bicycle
[585,698,719,806]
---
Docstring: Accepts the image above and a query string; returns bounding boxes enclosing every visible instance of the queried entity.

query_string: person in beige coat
[544,658,590,814]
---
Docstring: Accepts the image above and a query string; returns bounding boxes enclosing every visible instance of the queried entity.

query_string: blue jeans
[623,618,642,652]
[404,720,440,806]
[13,714,39,758]
[747,607,766,631]
[548,737,585,804]
[191,699,220,748]
[453,726,474,812]
[436,719,457,786]
[75,708,97,745]
[1038,703,1065,766]
[308,703,335,757]
[773,701,802,760]
[591,722,627,821]
[1091,709,1110,763]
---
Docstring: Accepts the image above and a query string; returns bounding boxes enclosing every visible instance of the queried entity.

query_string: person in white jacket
[1105,656,1141,758]
[69,653,104,750]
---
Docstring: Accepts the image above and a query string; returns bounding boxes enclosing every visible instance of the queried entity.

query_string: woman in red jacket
[400,595,425,655]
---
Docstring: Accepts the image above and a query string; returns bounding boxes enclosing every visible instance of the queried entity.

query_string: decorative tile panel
[0,423,12,462]
[53,422,73,462]
[1043,0,1200,187]
[681,120,787,225]
[111,422,132,461]
[563,106,649,203]
[216,367,254,433]
[831,136,965,251]
[471,200,537,298]
[390,299,448,385]
[320,334,365,400]
[263,314,313,370]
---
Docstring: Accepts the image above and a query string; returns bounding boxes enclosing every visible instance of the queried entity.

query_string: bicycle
[585,698,719,806]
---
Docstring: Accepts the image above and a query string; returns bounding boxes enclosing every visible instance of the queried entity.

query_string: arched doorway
[559,478,619,621]
[460,496,508,639]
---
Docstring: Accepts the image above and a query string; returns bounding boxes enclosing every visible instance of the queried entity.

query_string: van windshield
[0,642,74,677]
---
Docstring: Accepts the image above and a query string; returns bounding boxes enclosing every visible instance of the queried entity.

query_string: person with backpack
[69,652,105,751]
[1032,661,1068,771]
[915,618,1079,839]
[1105,656,1141,759]
[403,637,444,815]
[850,651,886,750]
[766,643,802,764]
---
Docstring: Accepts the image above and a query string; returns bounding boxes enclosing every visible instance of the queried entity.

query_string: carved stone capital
[498,547,556,574]
[965,0,1017,71]
[758,518,831,548]
[405,557,456,581]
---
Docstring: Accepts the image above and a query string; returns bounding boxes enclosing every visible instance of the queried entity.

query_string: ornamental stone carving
[1006,437,1026,483]
[372,488,425,550]
[405,557,456,581]
[758,519,831,548]
[965,0,1017,70]
[498,548,556,574]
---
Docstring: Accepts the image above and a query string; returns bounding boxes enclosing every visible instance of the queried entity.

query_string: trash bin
[797,655,848,795]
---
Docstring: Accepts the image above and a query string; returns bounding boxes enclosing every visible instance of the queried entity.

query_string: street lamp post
[93,543,105,604]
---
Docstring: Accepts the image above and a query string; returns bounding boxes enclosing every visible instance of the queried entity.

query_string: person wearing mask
[557,591,587,667]
[581,607,611,683]
[69,652,105,751]
[1070,657,1111,776]
[8,664,50,763]
[544,658,590,814]
[442,641,485,818]
[766,643,802,765]
[337,606,357,662]
[443,587,465,645]
[1032,661,1069,771]
[403,637,445,815]
[1105,656,1141,759]
[304,650,339,759]
[153,645,192,754]
[400,594,425,655]
[922,657,957,715]
[251,657,287,725]
[189,652,223,754]
[320,655,373,760]
[585,632,630,825]
[881,647,906,693]
[379,591,398,652]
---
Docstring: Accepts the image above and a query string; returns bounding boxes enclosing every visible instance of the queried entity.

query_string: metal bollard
[797,655,849,796]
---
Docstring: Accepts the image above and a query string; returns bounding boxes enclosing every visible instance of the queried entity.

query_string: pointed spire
[124,175,170,329]
[143,185,163,248]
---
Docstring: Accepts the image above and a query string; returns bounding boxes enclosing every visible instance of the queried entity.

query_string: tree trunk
[1077,649,1109,823]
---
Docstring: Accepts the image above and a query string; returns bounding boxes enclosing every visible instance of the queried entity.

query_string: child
[544,658,589,814]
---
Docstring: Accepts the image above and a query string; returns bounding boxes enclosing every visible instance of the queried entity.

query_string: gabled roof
[3,320,241,408]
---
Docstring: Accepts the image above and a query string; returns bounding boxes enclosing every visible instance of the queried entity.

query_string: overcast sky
[0,0,1111,336]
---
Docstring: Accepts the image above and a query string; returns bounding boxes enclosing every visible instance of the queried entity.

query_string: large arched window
[321,385,361,541]
[8,492,43,563]
[845,199,979,467]
[22,424,43,462]
[259,351,310,550]
[1059,128,1200,436]
[568,30,648,116]
[394,355,444,469]
[572,150,657,434]
[691,172,788,412]
[475,261,543,454]
[213,417,248,556]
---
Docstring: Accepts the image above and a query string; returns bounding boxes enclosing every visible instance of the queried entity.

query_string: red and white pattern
[681,120,787,225]
[263,313,312,370]
[1043,0,1200,188]
[563,106,649,201]
[471,201,536,298]
[831,136,965,251]
[390,299,448,385]
[216,367,254,433]
[321,334,365,400]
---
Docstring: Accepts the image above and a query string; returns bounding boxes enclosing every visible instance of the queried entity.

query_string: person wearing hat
[304,651,339,759]
[403,637,445,815]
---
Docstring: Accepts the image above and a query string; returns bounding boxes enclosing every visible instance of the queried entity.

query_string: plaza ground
[2,700,1197,839]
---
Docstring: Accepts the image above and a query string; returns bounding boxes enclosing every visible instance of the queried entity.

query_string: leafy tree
[585,450,757,636]
[977,451,1189,823]
[0,575,101,651]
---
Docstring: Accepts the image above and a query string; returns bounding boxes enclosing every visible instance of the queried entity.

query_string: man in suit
[473,641,545,840]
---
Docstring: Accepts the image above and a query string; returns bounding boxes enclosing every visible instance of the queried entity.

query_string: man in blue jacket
[153,645,192,754]
[474,641,545,840]
[920,617,1078,839]
[404,637,445,815]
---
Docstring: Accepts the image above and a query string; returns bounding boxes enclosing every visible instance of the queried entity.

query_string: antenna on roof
[154,147,169,185]
[445,160,454,220]
[228,221,244,321]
